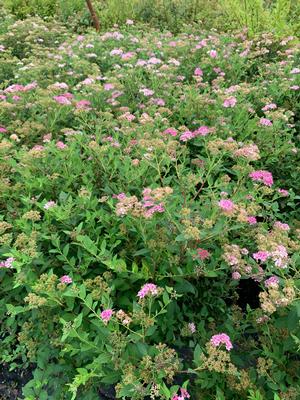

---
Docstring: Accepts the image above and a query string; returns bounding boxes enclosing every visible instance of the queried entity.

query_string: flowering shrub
[0,15,300,400]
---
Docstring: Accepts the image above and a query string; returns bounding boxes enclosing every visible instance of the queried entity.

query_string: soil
[0,363,33,400]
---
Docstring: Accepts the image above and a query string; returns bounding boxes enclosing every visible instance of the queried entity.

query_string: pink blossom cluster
[218,199,235,213]
[60,275,72,284]
[172,388,190,400]
[4,82,37,93]
[137,283,158,298]
[253,245,289,269]
[262,103,277,111]
[188,322,196,333]
[259,117,273,126]
[44,200,57,209]
[249,170,273,186]
[163,127,177,137]
[100,309,113,324]
[210,333,233,351]
[53,92,73,105]
[196,248,211,260]
[0,257,15,269]
[179,126,213,141]
[274,221,290,231]
[223,96,237,108]
[264,276,280,288]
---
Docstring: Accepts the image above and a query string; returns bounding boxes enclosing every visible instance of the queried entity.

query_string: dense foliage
[2,0,300,36]
[0,12,300,400]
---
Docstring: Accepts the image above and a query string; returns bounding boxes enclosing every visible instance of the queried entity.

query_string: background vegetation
[2,0,300,36]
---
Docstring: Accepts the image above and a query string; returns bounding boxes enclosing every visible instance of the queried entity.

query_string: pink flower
[172,388,190,400]
[104,83,114,91]
[209,49,217,58]
[249,170,273,186]
[44,201,56,210]
[262,103,277,111]
[0,126,7,133]
[210,333,233,351]
[259,118,273,126]
[163,128,177,137]
[265,276,279,288]
[179,131,195,142]
[218,199,235,212]
[278,188,289,197]
[0,257,15,269]
[290,68,300,74]
[194,67,203,76]
[232,271,241,280]
[274,221,290,231]
[43,133,52,143]
[60,275,72,284]
[137,283,158,298]
[139,88,154,96]
[56,141,67,149]
[53,95,71,105]
[223,96,237,108]
[247,216,257,225]
[196,248,211,260]
[101,309,113,324]
[194,126,211,136]
[253,251,269,262]
[126,19,134,25]
[188,322,196,333]
[75,100,91,110]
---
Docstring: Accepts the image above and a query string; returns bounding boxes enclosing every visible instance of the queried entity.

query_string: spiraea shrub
[0,15,300,400]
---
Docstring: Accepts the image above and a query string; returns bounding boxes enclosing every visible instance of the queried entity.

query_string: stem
[85,0,100,32]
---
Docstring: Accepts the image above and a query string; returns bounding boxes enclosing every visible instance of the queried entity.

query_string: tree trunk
[85,0,100,32]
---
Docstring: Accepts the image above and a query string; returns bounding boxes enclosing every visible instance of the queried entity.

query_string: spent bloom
[100,309,113,324]
[60,275,72,284]
[137,283,158,298]
[210,333,233,351]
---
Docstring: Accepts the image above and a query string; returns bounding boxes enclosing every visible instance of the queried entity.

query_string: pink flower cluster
[163,127,177,137]
[137,283,158,298]
[4,82,37,93]
[53,93,73,105]
[44,200,56,209]
[100,309,113,324]
[249,170,273,186]
[196,248,211,260]
[259,117,273,126]
[179,126,213,141]
[218,199,235,213]
[223,96,237,108]
[264,276,280,288]
[60,275,72,284]
[172,388,190,400]
[0,257,14,269]
[210,333,233,351]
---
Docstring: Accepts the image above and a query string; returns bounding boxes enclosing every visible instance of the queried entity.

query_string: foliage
[2,0,300,36]
[0,15,300,400]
